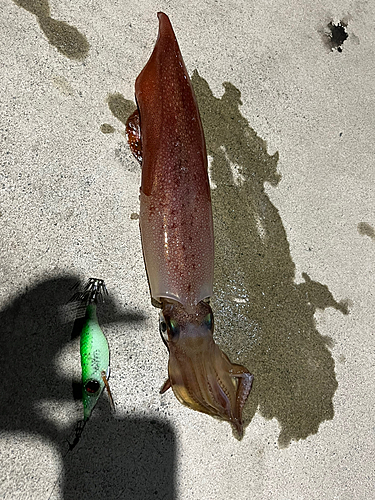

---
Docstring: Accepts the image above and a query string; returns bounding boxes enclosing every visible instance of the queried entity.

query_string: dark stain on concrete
[12,0,89,60]
[100,123,115,134]
[358,222,375,240]
[192,70,348,446]
[323,20,349,52]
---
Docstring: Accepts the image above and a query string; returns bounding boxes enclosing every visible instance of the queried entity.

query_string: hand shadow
[0,275,176,499]
[192,70,349,446]
[63,404,175,500]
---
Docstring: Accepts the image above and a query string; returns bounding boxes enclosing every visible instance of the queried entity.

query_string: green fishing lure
[70,278,114,420]
[48,278,115,499]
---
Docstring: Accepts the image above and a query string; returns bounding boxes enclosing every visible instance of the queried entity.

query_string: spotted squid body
[126,12,253,436]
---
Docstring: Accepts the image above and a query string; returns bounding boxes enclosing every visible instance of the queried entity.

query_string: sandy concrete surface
[1,0,374,499]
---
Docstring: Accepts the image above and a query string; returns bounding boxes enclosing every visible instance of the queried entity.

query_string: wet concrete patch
[192,71,348,446]
[12,0,89,60]
[107,93,136,127]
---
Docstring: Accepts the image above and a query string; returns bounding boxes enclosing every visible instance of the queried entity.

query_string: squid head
[159,301,253,437]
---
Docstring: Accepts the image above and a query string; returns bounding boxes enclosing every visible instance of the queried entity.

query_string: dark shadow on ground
[64,408,175,500]
[192,70,349,446]
[0,275,176,498]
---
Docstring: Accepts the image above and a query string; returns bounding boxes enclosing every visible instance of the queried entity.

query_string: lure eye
[84,380,101,395]
[202,312,213,331]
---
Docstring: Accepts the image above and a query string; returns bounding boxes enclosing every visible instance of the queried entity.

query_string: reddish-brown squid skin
[126,12,253,437]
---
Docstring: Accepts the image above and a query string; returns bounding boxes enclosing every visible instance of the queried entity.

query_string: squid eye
[202,312,213,331]
[159,313,168,346]
[169,319,180,337]
[84,380,100,395]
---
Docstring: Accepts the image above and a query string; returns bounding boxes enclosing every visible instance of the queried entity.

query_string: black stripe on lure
[69,278,115,421]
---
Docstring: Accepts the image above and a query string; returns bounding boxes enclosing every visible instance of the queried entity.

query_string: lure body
[70,278,113,421]
[80,303,110,420]
[127,13,253,436]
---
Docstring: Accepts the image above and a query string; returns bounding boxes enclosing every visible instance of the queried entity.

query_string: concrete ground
[1,1,374,499]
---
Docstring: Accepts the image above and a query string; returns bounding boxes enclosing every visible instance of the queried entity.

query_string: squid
[126,12,253,436]
[70,278,115,421]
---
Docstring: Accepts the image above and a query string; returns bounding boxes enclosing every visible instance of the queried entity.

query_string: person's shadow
[0,275,176,499]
